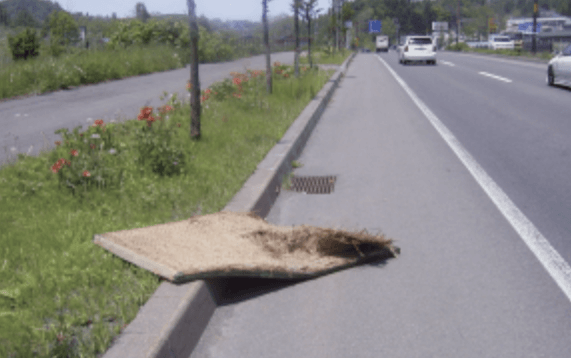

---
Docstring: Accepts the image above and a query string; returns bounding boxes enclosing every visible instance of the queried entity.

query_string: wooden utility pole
[187,0,201,139]
[263,0,273,94]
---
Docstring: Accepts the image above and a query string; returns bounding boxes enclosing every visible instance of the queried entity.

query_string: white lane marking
[440,60,455,67]
[479,71,513,83]
[376,54,571,304]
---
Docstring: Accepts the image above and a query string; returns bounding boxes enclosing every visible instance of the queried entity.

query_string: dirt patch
[94,211,398,283]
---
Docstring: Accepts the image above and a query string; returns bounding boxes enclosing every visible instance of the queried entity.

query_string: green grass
[0,44,186,100]
[300,47,352,65]
[0,65,334,357]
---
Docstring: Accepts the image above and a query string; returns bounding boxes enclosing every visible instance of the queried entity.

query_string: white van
[488,36,515,50]
[376,35,389,52]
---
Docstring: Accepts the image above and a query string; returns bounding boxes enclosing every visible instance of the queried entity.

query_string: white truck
[376,35,389,52]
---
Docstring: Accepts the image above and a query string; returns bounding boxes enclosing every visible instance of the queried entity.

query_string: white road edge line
[440,60,455,67]
[376,54,571,304]
[478,71,513,83]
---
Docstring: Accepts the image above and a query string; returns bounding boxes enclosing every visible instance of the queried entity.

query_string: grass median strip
[0,63,333,358]
[0,44,186,101]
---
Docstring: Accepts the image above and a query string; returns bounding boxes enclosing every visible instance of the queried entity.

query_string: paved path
[190,52,571,357]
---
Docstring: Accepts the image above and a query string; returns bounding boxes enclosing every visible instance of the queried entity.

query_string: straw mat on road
[93,211,398,283]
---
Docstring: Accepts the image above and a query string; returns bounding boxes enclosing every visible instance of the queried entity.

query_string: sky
[63,0,335,22]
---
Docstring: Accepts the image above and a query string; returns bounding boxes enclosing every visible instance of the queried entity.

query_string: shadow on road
[205,255,393,306]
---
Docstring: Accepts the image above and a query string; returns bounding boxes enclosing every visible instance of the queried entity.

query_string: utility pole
[532,0,538,54]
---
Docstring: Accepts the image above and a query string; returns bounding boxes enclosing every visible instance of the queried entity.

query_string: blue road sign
[369,20,381,33]
[518,22,542,33]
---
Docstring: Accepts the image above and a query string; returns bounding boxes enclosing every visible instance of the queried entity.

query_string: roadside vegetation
[300,47,353,65]
[446,42,554,61]
[0,62,334,357]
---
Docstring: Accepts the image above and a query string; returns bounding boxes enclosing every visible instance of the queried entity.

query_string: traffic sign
[369,20,381,33]
[518,22,542,33]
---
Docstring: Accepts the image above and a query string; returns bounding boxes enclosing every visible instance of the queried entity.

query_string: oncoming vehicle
[547,43,571,87]
[399,36,436,65]
[376,35,389,52]
[488,35,515,50]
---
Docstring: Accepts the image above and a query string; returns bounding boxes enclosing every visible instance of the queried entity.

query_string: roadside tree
[263,0,273,94]
[302,0,321,68]
[292,0,302,77]
[136,2,151,23]
[187,0,201,139]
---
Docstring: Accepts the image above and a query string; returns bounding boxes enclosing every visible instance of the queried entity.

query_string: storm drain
[290,176,337,194]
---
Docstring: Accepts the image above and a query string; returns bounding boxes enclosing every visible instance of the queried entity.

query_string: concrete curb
[101,52,357,358]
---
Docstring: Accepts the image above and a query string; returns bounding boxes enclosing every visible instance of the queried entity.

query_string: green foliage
[135,2,151,23]
[7,27,40,61]
[134,101,188,177]
[1,0,63,27]
[50,123,124,197]
[446,42,471,51]
[13,8,39,28]
[0,3,9,26]
[0,44,184,100]
[48,10,80,47]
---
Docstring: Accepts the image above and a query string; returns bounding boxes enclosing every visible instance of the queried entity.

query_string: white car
[488,36,515,50]
[399,36,437,65]
[547,43,571,87]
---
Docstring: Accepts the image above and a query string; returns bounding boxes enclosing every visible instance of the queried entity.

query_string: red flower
[90,144,96,150]
[232,77,242,86]
[51,158,70,173]
[70,149,78,157]
[205,89,212,95]
[284,73,289,78]
[54,141,61,146]
[186,81,192,90]
[82,170,91,177]
[138,107,153,120]
[93,119,105,128]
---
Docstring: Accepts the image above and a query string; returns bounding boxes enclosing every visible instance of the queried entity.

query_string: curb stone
[100,52,357,358]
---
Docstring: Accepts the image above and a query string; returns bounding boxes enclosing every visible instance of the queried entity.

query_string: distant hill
[0,0,62,24]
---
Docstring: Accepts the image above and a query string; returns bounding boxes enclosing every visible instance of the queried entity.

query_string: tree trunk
[308,14,313,68]
[263,0,272,94]
[188,0,201,139]
[294,0,300,77]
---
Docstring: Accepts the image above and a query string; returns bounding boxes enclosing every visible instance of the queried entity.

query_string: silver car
[547,43,571,87]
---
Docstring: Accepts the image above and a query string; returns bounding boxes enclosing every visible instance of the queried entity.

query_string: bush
[7,28,40,61]
[447,42,471,51]
[134,103,187,177]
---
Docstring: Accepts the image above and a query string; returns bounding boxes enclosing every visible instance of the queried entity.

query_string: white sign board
[345,21,352,29]
[432,22,449,32]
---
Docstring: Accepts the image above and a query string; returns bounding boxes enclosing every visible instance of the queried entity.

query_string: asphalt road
[388,50,571,277]
[0,51,295,166]
[190,52,571,357]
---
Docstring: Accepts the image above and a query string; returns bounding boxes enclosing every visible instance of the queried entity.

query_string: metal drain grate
[290,176,337,194]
